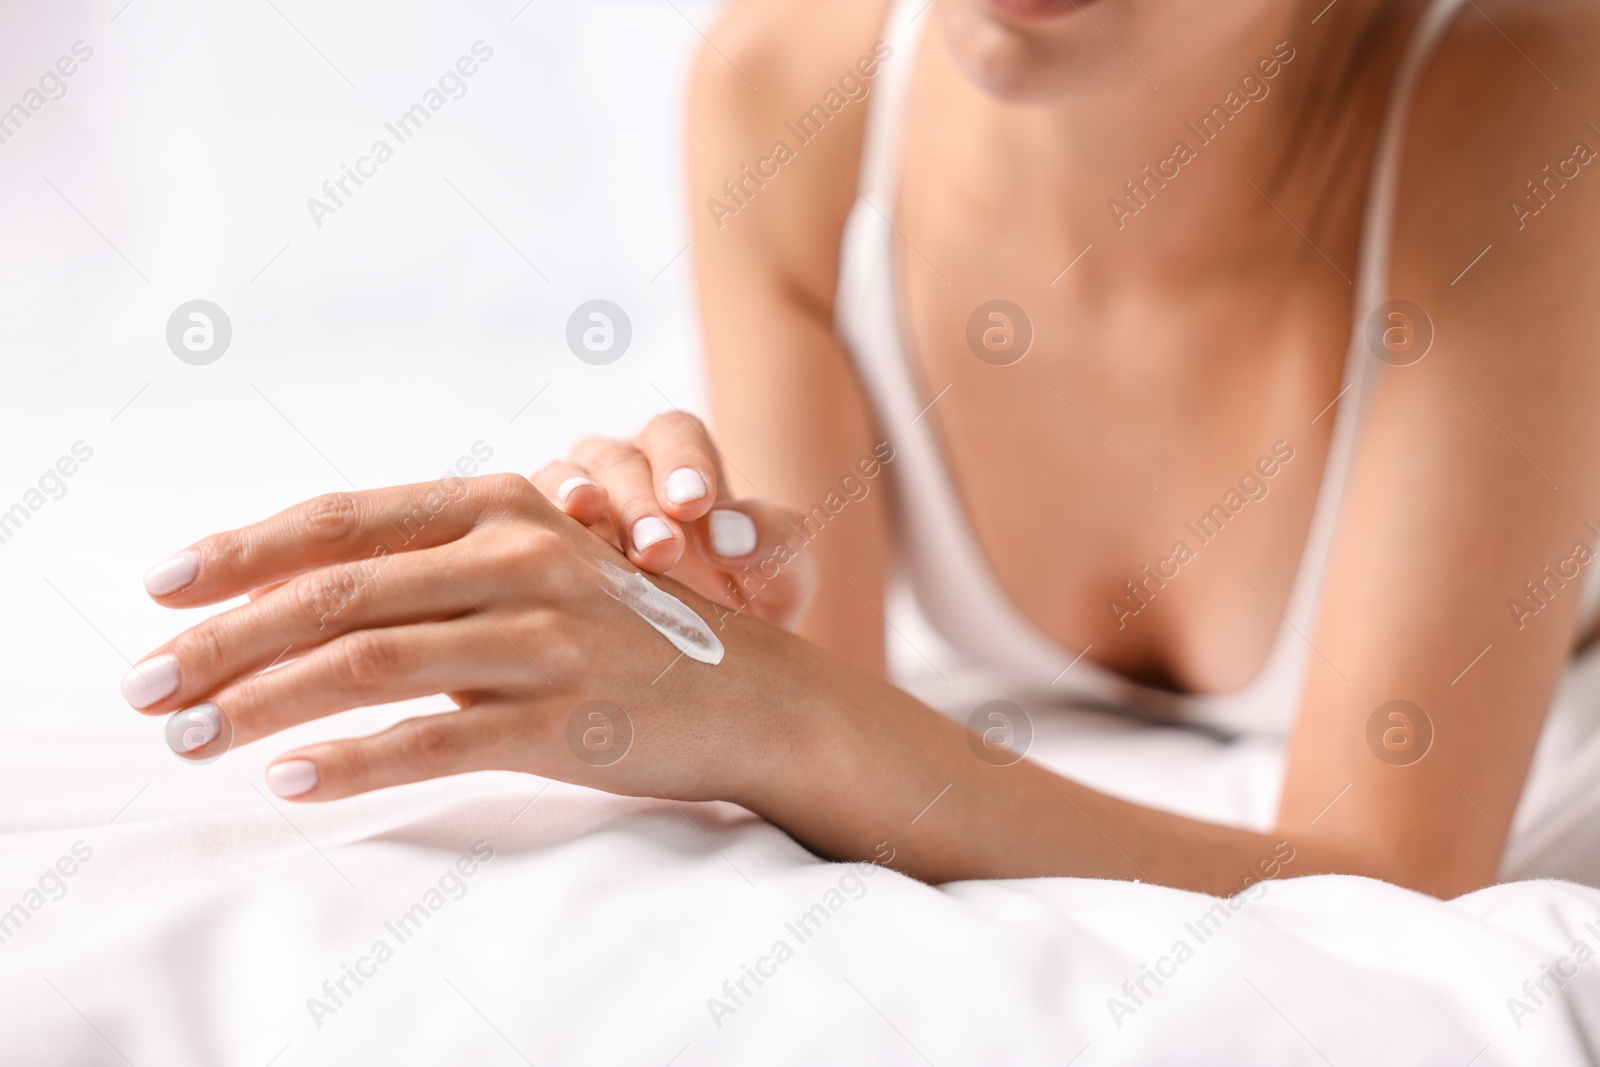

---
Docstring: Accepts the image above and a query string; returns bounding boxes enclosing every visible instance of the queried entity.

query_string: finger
[529,460,608,525]
[693,500,817,629]
[569,438,684,573]
[178,618,531,754]
[634,411,728,522]
[264,706,515,800]
[122,546,483,713]
[144,473,539,609]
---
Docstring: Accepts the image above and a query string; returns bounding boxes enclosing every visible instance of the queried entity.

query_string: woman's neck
[922,0,1403,274]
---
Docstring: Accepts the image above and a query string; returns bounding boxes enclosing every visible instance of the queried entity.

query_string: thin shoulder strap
[1196,0,1475,731]
[1277,0,1474,646]
[855,0,931,211]
[1352,0,1473,322]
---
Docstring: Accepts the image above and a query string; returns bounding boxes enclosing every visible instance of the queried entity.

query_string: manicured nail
[170,703,221,752]
[664,468,707,505]
[557,476,597,503]
[631,516,673,551]
[709,509,758,558]
[143,551,200,597]
[267,759,318,798]
[121,654,180,708]
[164,703,232,762]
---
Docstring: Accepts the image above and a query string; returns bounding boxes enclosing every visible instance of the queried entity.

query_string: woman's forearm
[737,629,1397,894]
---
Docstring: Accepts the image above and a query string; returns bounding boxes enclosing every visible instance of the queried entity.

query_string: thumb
[692,500,817,631]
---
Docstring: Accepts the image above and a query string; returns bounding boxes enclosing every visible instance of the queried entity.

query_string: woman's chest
[891,178,1356,693]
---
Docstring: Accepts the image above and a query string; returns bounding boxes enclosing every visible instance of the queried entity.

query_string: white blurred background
[0,0,723,826]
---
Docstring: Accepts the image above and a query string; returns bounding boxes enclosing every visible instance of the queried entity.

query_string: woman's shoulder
[1385,0,1600,384]
[1414,0,1600,135]
[1396,0,1600,273]
[685,0,895,306]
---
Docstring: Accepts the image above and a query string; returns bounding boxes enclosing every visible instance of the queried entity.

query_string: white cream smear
[596,559,724,665]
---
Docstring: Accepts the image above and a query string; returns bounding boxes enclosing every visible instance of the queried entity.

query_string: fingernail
[557,476,596,503]
[664,468,707,505]
[631,516,673,551]
[121,654,180,708]
[164,703,232,762]
[169,703,222,753]
[143,551,200,596]
[267,759,319,798]
[709,509,758,558]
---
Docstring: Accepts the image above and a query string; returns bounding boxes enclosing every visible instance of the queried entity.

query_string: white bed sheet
[3,680,1600,1067]
[4,1,1600,1063]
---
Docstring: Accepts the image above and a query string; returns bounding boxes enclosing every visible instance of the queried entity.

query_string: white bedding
[3,685,1600,1067]
[4,1,1600,1063]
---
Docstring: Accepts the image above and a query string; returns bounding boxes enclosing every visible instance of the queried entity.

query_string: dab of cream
[596,559,724,665]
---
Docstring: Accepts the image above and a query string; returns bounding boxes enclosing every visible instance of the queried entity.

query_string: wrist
[721,621,960,869]
[718,616,858,813]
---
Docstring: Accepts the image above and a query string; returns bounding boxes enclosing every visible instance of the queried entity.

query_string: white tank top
[832,0,1597,734]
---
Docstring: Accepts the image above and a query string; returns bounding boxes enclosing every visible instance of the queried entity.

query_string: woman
[121,0,1600,897]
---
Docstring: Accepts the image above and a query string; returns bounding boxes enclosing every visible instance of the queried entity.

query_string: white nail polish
[143,551,200,596]
[175,704,220,751]
[631,516,673,551]
[267,759,318,798]
[664,468,707,505]
[557,476,596,503]
[709,509,758,558]
[164,703,233,762]
[121,654,180,708]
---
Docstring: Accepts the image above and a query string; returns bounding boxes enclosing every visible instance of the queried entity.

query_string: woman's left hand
[118,473,1362,891]
[119,474,802,803]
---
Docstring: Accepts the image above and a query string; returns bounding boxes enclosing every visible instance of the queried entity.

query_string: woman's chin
[940,6,1128,103]
[976,0,1098,21]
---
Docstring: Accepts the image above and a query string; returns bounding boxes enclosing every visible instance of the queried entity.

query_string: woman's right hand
[531,412,817,630]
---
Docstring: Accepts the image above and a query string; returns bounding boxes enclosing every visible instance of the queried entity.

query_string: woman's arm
[1273,2,1600,893]
[738,2,1600,898]
[687,0,896,674]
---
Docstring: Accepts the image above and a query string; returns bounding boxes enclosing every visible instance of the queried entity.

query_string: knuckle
[302,493,362,542]
[475,523,524,565]
[479,472,538,514]
[481,521,564,576]
[492,536,579,609]
[535,627,584,680]
[519,530,569,583]
[487,471,531,495]
[525,523,566,558]
[333,631,391,689]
